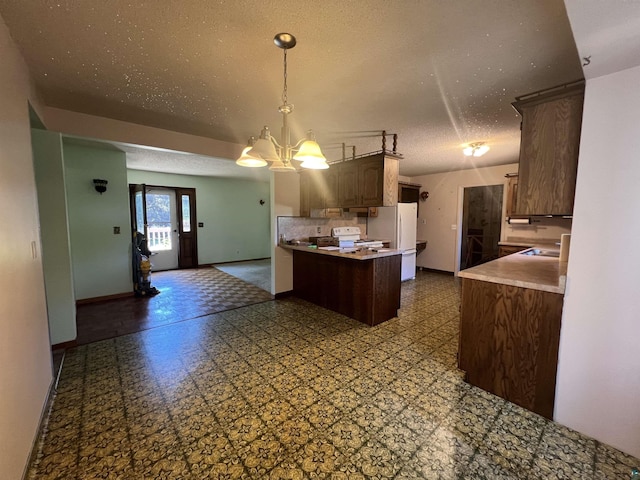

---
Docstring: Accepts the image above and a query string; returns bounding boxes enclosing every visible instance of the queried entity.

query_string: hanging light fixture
[463,142,490,157]
[235,137,268,167]
[236,33,329,172]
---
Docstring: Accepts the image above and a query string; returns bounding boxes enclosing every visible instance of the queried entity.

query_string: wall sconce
[93,179,108,194]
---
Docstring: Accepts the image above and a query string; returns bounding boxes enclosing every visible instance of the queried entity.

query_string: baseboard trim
[76,291,133,305]
[207,257,271,268]
[22,376,57,480]
[52,339,77,350]
[275,290,294,299]
[417,267,454,276]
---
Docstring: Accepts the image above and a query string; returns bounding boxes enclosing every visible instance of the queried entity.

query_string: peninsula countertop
[457,248,567,294]
[280,244,402,260]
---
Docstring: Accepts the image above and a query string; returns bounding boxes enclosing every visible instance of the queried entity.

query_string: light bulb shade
[248,137,280,162]
[473,144,490,157]
[300,160,329,170]
[236,145,268,167]
[293,140,326,162]
[463,142,490,157]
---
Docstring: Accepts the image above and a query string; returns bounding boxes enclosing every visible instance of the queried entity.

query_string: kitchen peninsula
[457,249,567,419]
[282,244,402,326]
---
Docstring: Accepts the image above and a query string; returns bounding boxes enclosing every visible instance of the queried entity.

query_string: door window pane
[181,195,191,233]
[135,191,145,234]
[146,193,172,251]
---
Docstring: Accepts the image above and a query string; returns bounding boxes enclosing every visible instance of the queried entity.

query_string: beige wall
[32,129,77,344]
[410,163,518,272]
[555,65,640,459]
[0,16,53,480]
[43,106,243,160]
[271,172,300,294]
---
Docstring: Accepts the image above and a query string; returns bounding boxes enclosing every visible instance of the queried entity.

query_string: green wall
[64,142,133,300]
[127,170,271,264]
[31,129,76,344]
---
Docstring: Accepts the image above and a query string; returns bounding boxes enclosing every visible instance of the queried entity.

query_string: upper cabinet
[300,153,400,215]
[505,174,519,218]
[512,81,584,216]
[340,154,399,208]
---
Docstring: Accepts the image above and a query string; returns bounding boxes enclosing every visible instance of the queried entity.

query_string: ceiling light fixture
[236,33,328,171]
[463,142,490,157]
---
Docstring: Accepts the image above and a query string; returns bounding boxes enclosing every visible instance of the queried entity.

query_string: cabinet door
[339,162,359,207]
[359,158,384,206]
[299,171,310,217]
[308,170,325,209]
[505,176,519,218]
[459,278,564,419]
[516,92,583,215]
[323,167,340,208]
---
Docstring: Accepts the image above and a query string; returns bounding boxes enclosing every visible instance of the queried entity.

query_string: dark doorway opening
[460,184,504,270]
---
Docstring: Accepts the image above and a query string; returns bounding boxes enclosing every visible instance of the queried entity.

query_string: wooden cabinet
[505,174,519,218]
[398,182,420,204]
[299,169,339,216]
[498,245,528,257]
[299,153,400,215]
[512,82,584,216]
[338,153,399,208]
[299,171,311,217]
[458,278,563,419]
[398,182,421,216]
[292,250,401,326]
[324,167,340,208]
[339,161,359,207]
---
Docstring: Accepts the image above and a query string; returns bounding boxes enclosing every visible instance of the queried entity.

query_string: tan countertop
[457,248,567,294]
[280,244,402,260]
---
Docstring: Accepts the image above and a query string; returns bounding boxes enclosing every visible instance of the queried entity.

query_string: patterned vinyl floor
[30,271,638,479]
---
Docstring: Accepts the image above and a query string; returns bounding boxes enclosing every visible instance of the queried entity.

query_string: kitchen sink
[519,248,560,258]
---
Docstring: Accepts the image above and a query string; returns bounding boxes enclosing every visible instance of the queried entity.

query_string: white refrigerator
[367,203,417,281]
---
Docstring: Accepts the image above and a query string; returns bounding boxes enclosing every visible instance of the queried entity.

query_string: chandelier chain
[282,49,288,105]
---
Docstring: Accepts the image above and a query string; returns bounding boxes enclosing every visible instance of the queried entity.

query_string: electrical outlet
[113,226,120,234]
[317,227,321,234]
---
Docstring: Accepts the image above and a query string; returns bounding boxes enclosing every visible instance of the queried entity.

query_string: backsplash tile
[277,215,366,242]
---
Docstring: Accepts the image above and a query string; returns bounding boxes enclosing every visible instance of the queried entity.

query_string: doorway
[130,184,198,270]
[460,184,504,270]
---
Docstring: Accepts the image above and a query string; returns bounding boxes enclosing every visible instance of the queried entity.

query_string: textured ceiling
[0,0,584,177]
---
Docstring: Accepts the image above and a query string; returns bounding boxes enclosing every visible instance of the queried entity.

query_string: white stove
[331,227,384,249]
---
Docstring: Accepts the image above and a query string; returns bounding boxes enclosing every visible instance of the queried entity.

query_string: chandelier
[463,142,490,157]
[236,33,329,171]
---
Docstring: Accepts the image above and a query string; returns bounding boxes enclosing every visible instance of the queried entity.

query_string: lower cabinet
[292,250,401,326]
[458,278,563,419]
